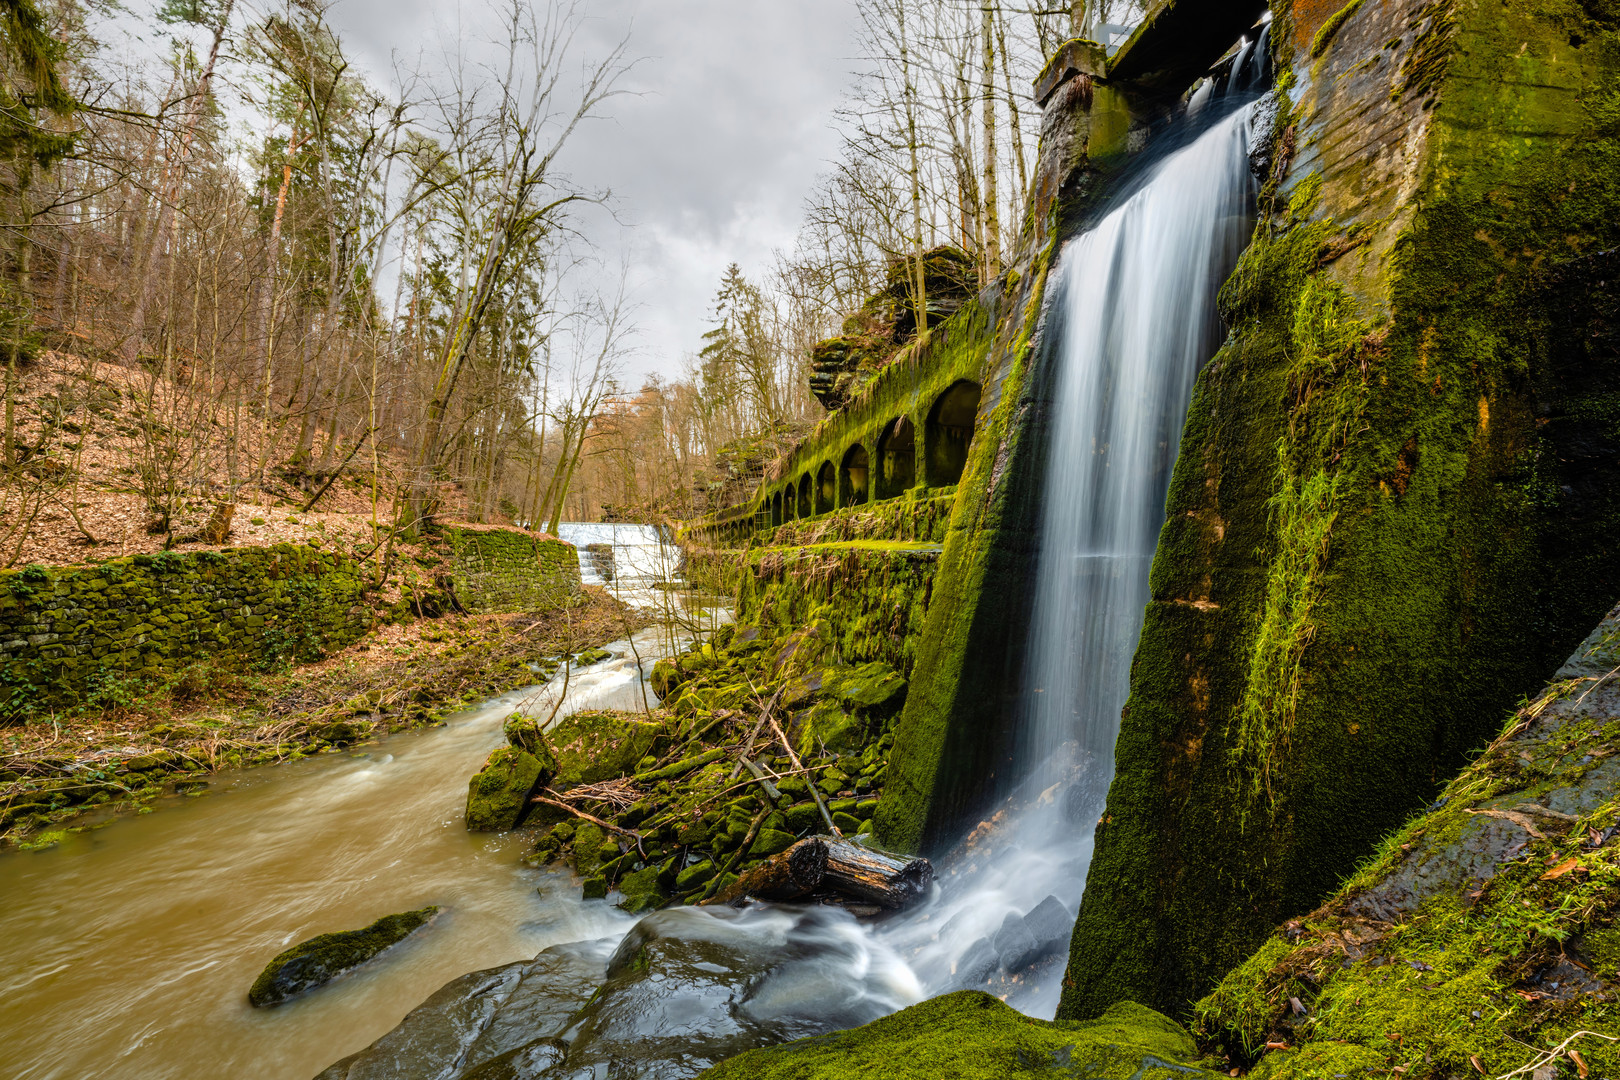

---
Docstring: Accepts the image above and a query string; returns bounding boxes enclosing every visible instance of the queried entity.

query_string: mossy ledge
[1193,600,1620,1080]
[247,906,439,1007]
[695,993,1221,1080]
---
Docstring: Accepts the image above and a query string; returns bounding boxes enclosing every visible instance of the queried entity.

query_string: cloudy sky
[317,0,866,385]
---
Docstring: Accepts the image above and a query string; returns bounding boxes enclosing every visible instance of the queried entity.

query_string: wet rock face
[315,905,919,1080]
[249,907,438,1008]
[315,940,607,1080]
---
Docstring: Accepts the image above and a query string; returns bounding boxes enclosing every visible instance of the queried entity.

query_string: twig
[532,791,643,842]
[765,709,840,838]
[1497,1030,1618,1080]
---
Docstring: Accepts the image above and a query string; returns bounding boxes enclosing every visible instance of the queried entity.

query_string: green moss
[1230,454,1340,809]
[547,711,665,786]
[466,746,546,831]
[697,994,1219,1080]
[248,906,438,1007]
[1310,0,1365,59]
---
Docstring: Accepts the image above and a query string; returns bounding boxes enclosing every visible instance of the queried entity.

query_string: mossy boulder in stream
[698,994,1220,1080]
[248,906,438,1007]
[501,714,558,763]
[546,710,665,786]
[466,747,548,831]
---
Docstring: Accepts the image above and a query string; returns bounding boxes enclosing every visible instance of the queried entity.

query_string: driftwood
[703,836,934,909]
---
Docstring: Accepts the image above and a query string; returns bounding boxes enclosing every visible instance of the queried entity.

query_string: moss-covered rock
[249,906,438,1007]
[1192,599,1620,1080]
[465,746,547,831]
[547,710,665,787]
[698,993,1219,1080]
[500,713,558,767]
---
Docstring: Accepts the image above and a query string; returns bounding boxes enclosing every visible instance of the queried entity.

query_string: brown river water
[0,649,658,1080]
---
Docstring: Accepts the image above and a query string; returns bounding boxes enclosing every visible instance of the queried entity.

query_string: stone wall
[0,545,372,715]
[442,526,581,615]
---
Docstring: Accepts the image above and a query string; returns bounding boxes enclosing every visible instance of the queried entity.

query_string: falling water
[879,99,1262,1018]
[554,523,681,589]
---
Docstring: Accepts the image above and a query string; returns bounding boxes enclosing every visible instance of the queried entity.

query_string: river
[0,634,677,1080]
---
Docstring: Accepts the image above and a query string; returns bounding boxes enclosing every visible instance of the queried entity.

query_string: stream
[0,632,678,1080]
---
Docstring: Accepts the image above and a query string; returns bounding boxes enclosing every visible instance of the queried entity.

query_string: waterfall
[879,99,1261,1018]
[1019,102,1258,778]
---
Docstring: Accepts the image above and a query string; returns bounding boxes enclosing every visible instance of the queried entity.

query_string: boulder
[546,710,665,787]
[466,746,547,831]
[991,912,1039,974]
[1019,895,1073,964]
[500,713,558,765]
[314,939,607,1079]
[249,906,438,1007]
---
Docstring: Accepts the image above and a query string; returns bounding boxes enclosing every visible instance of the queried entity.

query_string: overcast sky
[314,0,865,386]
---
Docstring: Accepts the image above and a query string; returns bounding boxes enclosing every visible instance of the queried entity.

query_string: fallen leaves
[1540,856,1581,880]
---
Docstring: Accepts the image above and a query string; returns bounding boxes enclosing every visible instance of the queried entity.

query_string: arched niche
[925,379,981,487]
[839,444,871,508]
[799,473,813,518]
[816,461,836,515]
[784,485,797,521]
[876,416,916,500]
[771,491,783,527]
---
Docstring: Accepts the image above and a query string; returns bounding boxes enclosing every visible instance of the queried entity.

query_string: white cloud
[324,0,862,386]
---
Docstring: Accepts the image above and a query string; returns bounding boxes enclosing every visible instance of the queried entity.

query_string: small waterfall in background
[879,97,1262,1018]
[554,522,681,590]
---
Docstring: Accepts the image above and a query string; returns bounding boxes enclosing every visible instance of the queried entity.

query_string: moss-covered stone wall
[0,545,372,714]
[443,526,581,615]
[689,302,996,548]
[1061,0,1620,1023]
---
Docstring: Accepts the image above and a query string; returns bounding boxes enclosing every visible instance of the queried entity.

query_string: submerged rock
[697,993,1219,1080]
[314,904,918,1079]
[249,906,438,1008]
[466,746,549,831]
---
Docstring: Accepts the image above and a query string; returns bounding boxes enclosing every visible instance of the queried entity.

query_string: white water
[554,523,679,589]
[875,101,1262,1019]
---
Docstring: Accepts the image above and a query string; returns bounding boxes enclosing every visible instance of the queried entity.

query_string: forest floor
[0,585,653,847]
[0,349,500,572]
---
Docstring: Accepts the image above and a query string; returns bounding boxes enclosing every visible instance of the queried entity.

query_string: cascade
[879,97,1263,1018]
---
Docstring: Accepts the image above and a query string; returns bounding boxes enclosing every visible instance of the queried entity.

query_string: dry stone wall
[442,527,581,615]
[0,544,372,714]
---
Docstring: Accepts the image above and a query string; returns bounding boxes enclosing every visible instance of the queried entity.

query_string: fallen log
[820,838,934,908]
[702,836,934,910]
[703,836,830,905]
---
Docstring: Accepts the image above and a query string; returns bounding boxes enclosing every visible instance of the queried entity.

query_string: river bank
[0,586,648,848]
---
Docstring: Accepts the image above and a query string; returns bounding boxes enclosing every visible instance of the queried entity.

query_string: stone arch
[839,444,871,508]
[876,416,916,500]
[784,485,796,521]
[925,379,981,487]
[771,491,783,527]
[816,461,836,515]
[799,473,813,518]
